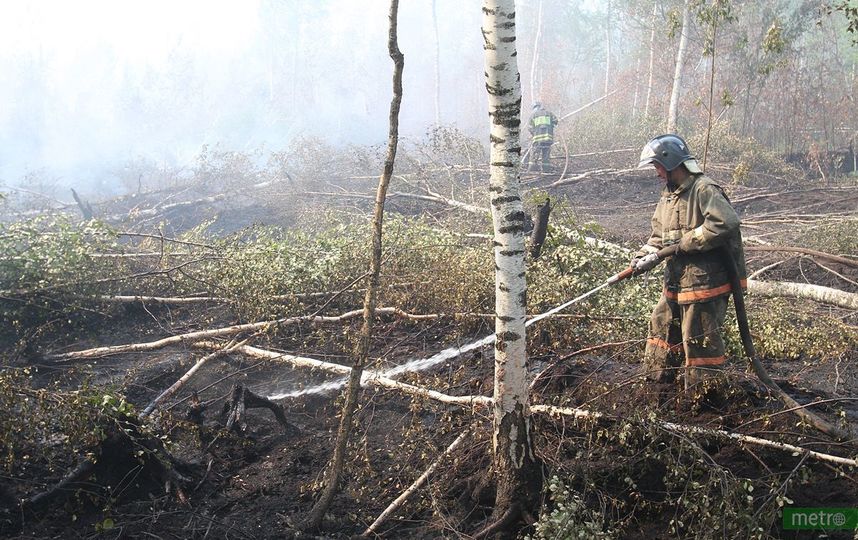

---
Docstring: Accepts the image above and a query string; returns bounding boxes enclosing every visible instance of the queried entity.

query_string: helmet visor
[637,143,658,169]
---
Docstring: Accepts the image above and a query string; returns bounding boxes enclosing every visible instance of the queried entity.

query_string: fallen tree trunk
[533,404,856,467]
[93,281,430,306]
[747,279,858,310]
[52,307,440,361]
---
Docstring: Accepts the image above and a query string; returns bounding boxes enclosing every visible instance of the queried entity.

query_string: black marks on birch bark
[492,195,521,206]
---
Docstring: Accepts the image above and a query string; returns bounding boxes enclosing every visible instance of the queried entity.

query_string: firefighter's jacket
[528,109,558,145]
[639,174,747,304]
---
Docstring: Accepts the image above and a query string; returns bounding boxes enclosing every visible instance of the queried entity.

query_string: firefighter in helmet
[631,134,747,390]
[527,102,559,172]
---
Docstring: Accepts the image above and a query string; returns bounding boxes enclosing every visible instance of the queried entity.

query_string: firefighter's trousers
[643,294,729,385]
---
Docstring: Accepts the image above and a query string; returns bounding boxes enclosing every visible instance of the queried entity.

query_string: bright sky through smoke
[0,1,260,61]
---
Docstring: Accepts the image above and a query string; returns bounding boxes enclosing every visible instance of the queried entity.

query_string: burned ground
[1,144,856,539]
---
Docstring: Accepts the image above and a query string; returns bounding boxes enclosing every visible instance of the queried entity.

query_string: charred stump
[221,384,298,435]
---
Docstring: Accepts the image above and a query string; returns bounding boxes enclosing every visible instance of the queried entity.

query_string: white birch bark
[747,279,858,310]
[431,0,441,125]
[644,3,657,117]
[632,54,641,117]
[667,0,691,132]
[529,0,543,104]
[481,0,540,525]
[604,0,612,94]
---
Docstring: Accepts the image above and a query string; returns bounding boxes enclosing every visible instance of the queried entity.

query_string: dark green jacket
[640,174,747,304]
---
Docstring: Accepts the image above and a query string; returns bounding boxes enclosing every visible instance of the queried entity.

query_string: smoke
[0,0,615,196]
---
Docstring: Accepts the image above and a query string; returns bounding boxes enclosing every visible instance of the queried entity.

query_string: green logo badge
[783,508,858,530]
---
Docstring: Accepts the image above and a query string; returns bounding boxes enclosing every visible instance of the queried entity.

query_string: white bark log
[747,279,858,310]
[533,405,856,468]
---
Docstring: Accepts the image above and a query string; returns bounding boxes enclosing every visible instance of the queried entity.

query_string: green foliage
[542,404,806,540]
[792,218,857,256]
[0,216,119,293]
[686,123,802,185]
[762,18,786,54]
[193,214,494,322]
[526,476,616,540]
[744,297,856,360]
[0,368,128,476]
[0,216,128,335]
[693,0,737,56]
[527,209,658,348]
[561,111,663,158]
[194,144,268,193]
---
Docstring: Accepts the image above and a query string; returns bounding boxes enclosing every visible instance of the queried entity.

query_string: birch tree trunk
[604,0,612,94]
[299,0,404,530]
[432,0,441,125]
[667,0,691,132]
[644,3,657,117]
[632,54,641,118]
[479,0,541,534]
[529,0,544,104]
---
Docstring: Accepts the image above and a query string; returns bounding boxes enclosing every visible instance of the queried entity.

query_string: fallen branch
[140,338,248,418]
[21,457,96,511]
[744,245,858,268]
[52,307,440,361]
[543,167,637,189]
[363,428,472,536]
[98,294,224,305]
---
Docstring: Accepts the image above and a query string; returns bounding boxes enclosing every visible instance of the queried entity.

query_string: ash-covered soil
[2,164,856,539]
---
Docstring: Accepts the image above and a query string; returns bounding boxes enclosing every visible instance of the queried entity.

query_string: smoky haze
[0,1,621,198]
[0,1,479,196]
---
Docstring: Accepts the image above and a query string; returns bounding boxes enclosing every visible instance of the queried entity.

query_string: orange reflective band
[686,355,726,366]
[665,279,748,302]
[647,337,682,352]
[677,283,732,302]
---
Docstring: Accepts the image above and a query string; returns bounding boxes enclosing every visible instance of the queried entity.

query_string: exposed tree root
[472,501,521,540]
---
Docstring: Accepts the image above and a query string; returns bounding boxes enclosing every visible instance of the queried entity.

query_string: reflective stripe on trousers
[643,294,729,382]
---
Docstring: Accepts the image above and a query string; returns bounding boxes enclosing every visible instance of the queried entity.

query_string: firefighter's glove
[632,252,660,275]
